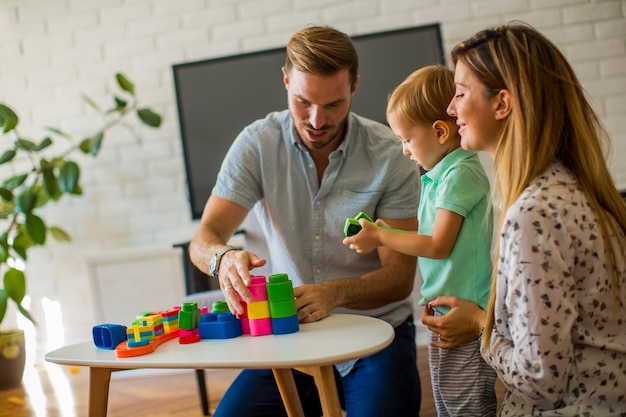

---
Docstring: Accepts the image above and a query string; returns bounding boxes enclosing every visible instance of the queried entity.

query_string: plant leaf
[15,138,37,151]
[34,137,53,151]
[4,268,26,304]
[0,149,16,165]
[116,73,135,95]
[42,165,62,200]
[81,94,101,112]
[3,173,28,190]
[0,239,8,263]
[114,96,127,110]
[89,132,104,156]
[137,108,162,127]
[0,103,18,133]
[0,289,7,324]
[25,213,46,245]
[15,187,36,214]
[49,226,71,242]
[44,126,71,138]
[59,161,80,193]
[17,302,36,325]
[12,230,32,260]
[0,187,13,202]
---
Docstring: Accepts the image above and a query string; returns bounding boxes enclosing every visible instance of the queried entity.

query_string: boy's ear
[494,89,512,120]
[432,120,451,144]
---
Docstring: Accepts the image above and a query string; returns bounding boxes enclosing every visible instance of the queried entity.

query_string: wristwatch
[209,245,239,278]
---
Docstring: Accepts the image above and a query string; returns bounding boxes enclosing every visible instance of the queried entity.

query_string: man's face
[283,66,358,151]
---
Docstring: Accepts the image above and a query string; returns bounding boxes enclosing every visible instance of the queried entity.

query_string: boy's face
[388,112,451,171]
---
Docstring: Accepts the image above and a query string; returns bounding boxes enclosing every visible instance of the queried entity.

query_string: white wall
[0,0,624,354]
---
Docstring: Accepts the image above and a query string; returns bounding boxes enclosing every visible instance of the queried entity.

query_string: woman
[425,22,626,415]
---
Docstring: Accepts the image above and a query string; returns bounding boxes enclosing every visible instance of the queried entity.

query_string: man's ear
[351,74,360,96]
[494,89,512,120]
[432,120,451,144]
[282,66,289,90]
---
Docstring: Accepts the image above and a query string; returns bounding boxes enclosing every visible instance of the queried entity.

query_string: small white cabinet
[87,246,187,326]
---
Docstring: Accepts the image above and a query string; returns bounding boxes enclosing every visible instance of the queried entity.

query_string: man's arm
[295,217,418,322]
[189,194,266,314]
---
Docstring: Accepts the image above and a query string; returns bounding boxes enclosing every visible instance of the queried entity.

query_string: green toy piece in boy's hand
[344,212,405,237]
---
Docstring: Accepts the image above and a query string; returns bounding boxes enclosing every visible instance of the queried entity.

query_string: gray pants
[428,329,498,416]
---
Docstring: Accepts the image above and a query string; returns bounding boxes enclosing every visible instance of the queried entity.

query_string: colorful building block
[249,317,273,336]
[271,315,300,335]
[212,300,230,314]
[179,328,201,344]
[92,324,127,349]
[199,312,243,339]
[178,301,200,330]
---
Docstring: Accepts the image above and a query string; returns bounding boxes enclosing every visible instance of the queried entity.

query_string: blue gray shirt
[213,110,420,326]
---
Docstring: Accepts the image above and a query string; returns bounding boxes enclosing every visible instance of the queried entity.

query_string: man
[189,25,422,416]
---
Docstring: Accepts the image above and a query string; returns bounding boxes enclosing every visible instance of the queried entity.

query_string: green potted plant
[0,73,162,389]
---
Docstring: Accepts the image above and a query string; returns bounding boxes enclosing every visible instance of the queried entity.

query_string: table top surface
[44,314,394,370]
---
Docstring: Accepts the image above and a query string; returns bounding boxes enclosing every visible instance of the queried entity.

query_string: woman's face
[447,61,505,158]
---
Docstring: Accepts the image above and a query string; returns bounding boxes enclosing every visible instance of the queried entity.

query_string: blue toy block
[198,312,243,339]
[271,315,299,335]
[93,324,127,349]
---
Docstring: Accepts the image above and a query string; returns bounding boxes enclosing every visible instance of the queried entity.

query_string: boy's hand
[342,218,381,253]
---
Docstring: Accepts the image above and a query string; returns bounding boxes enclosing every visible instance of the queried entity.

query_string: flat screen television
[173,23,445,220]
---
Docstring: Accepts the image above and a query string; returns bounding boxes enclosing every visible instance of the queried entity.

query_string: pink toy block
[249,317,272,336]
[240,317,250,334]
[179,328,201,344]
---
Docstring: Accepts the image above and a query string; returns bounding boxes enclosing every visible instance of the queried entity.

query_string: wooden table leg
[272,368,305,417]
[89,367,112,417]
[296,365,342,417]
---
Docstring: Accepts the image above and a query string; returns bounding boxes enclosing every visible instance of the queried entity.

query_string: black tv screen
[173,23,444,220]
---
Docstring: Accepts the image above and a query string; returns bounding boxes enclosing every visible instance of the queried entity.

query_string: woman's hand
[421,296,486,349]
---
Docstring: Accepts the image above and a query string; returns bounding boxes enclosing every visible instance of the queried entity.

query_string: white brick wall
[1,0,624,354]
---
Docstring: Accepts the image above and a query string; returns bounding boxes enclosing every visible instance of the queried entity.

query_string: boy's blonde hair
[386,65,456,126]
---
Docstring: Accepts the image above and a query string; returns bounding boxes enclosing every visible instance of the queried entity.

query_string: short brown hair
[285,26,358,85]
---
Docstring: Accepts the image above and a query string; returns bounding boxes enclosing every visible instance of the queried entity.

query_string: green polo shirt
[417,148,492,312]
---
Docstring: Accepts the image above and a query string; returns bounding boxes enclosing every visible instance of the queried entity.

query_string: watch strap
[210,245,239,278]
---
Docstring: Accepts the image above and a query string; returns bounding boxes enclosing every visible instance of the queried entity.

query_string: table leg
[272,368,305,417]
[89,367,112,417]
[296,365,342,417]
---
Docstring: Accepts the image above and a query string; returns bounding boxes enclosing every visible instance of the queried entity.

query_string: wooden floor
[1,346,504,417]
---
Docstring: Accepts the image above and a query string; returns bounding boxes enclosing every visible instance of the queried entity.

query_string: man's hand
[218,250,266,316]
[293,282,338,323]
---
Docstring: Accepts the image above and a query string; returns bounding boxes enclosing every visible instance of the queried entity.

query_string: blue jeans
[213,316,422,417]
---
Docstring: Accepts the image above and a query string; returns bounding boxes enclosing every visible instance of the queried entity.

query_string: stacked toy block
[237,273,299,336]
[239,275,273,336]
[267,273,299,335]
[127,312,164,347]
[161,309,179,333]
[178,302,201,344]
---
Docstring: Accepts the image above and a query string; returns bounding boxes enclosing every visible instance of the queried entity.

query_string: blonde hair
[386,65,456,126]
[285,25,358,86]
[451,22,626,346]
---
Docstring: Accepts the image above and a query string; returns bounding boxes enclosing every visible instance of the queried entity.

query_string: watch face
[209,255,218,276]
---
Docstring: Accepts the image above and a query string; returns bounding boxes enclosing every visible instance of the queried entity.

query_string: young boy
[344,65,497,416]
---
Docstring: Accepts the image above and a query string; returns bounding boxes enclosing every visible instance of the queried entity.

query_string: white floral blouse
[484,162,626,416]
